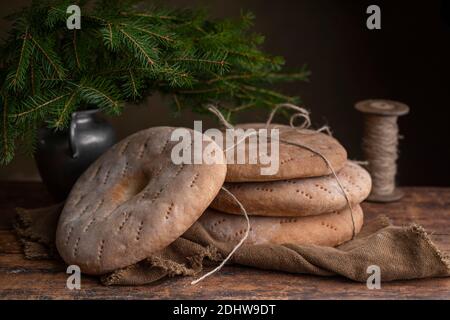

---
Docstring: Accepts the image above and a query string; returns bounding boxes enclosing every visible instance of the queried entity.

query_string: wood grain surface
[0,182,449,300]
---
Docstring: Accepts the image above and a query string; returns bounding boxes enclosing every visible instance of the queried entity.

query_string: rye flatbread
[211,161,371,216]
[56,127,226,275]
[223,123,347,182]
[199,205,363,247]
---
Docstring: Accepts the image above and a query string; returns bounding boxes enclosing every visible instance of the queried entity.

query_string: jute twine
[355,99,409,201]
[191,103,355,285]
[362,115,399,196]
[266,103,356,238]
[190,186,251,285]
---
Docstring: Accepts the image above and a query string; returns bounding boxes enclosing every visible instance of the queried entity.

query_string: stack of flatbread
[203,123,372,248]
[55,125,371,275]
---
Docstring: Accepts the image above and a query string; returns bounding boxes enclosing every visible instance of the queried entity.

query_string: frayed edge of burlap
[13,208,34,237]
[186,245,223,270]
[409,224,450,273]
[100,263,141,286]
[101,245,222,286]
[13,207,56,259]
[149,245,222,278]
[19,240,53,259]
[14,207,47,244]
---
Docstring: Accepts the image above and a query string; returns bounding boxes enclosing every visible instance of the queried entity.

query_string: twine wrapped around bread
[264,103,357,236]
[193,104,358,284]
[208,103,356,238]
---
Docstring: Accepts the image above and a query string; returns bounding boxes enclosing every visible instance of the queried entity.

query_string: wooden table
[0,182,449,300]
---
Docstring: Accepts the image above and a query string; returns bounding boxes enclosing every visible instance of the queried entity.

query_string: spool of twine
[355,100,409,202]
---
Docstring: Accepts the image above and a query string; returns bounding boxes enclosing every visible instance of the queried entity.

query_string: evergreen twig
[0,0,309,164]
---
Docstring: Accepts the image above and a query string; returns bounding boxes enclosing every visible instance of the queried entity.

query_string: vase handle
[69,112,79,159]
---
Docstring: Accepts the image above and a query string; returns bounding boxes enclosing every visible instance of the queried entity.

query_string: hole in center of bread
[111,172,149,204]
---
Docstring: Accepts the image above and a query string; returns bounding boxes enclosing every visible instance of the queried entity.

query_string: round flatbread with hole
[56,127,226,275]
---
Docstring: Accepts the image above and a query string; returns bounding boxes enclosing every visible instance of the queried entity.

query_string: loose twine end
[190,186,250,285]
[207,105,234,130]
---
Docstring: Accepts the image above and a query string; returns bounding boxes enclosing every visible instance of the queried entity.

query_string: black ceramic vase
[35,109,116,201]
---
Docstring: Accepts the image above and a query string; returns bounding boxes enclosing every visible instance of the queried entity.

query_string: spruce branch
[76,78,122,114]
[10,92,69,120]
[0,0,309,164]
[227,49,275,65]
[30,56,36,95]
[240,84,296,102]
[121,68,142,100]
[103,23,116,50]
[72,30,81,69]
[46,4,69,28]
[52,90,79,129]
[6,29,34,92]
[119,12,182,22]
[206,70,310,85]
[30,36,66,79]
[124,23,175,45]
[128,69,138,98]
[171,55,230,75]
[117,27,156,66]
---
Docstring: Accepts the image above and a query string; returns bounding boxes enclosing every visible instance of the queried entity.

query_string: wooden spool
[355,99,409,203]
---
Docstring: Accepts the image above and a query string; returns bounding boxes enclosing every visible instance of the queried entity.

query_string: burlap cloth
[13,204,450,286]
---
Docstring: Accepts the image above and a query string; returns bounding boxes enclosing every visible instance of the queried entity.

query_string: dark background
[1,0,449,186]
